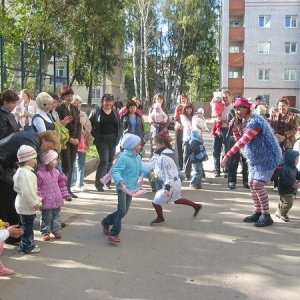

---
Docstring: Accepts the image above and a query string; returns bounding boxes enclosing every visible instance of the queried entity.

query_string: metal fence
[0,36,69,95]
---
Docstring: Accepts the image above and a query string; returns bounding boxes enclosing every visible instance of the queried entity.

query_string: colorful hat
[17,145,37,162]
[234,97,251,108]
[40,150,58,165]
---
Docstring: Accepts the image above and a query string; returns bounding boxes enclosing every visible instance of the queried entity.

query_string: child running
[13,145,42,254]
[37,150,69,241]
[276,149,300,222]
[101,133,149,243]
[150,135,202,225]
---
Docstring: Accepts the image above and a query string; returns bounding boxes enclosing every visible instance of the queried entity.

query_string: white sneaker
[273,187,278,192]
[70,187,79,193]
[201,178,206,182]
[78,186,86,192]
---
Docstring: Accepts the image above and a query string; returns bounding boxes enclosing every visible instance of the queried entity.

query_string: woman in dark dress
[89,94,122,191]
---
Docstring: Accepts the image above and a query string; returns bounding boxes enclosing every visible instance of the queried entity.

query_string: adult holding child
[148,93,169,157]
[221,97,282,227]
[89,93,123,192]
[212,90,233,178]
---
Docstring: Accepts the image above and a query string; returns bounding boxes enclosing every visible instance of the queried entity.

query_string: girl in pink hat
[36,150,70,241]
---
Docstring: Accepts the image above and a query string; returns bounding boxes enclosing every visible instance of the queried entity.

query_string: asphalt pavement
[1,128,300,300]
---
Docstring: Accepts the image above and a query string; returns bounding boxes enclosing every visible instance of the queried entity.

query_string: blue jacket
[243,114,282,171]
[112,149,148,191]
[278,149,300,195]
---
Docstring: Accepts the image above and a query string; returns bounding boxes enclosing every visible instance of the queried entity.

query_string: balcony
[229,53,244,67]
[229,27,244,41]
[228,78,244,94]
[229,0,245,15]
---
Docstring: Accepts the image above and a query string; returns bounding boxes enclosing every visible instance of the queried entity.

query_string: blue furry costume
[242,114,282,173]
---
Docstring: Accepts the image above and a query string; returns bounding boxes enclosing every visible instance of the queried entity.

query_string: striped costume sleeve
[225,127,261,158]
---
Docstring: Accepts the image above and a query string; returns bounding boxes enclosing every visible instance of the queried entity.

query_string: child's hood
[283,149,299,166]
[189,129,202,143]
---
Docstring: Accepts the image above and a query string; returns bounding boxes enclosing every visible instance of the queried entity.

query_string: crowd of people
[0,87,299,276]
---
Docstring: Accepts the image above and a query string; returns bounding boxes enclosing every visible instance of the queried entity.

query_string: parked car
[289,107,300,116]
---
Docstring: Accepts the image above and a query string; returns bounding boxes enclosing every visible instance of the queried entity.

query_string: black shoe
[61,222,66,228]
[70,192,78,198]
[214,172,220,177]
[96,186,104,192]
[228,182,236,189]
[243,212,262,223]
[243,183,250,189]
[254,214,273,227]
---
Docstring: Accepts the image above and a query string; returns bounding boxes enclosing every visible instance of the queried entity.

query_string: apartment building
[220,0,300,107]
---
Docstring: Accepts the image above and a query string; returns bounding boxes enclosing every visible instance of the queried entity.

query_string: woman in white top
[32,92,55,132]
[20,89,37,132]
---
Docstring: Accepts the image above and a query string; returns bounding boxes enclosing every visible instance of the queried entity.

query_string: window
[285,42,297,53]
[55,67,66,78]
[284,69,296,81]
[228,71,240,78]
[258,69,270,81]
[259,16,271,28]
[230,21,240,27]
[229,46,240,53]
[92,88,101,99]
[258,42,271,54]
[285,16,297,28]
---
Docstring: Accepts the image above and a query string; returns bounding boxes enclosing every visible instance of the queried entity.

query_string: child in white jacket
[149,135,202,225]
[13,145,42,254]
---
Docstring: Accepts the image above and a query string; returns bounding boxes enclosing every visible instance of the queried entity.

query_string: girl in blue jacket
[101,134,148,243]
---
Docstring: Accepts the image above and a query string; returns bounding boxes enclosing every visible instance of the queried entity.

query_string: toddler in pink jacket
[37,150,69,241]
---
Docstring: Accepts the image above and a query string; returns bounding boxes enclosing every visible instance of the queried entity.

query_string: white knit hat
[40,150,58,165]
[121,133,141,150]
[213,92,223,99]
[17,145,37,162]
[197,108,204,114]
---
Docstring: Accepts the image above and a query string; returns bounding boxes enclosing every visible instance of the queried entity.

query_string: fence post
[39,41,43,92]
[53,51,56,92]
[0,36,3,91]
[21,41,25,89]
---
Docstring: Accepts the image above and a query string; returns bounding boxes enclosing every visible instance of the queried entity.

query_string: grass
[86,122,151,161]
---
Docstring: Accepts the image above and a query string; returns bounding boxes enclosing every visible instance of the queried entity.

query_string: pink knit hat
[17,145,37,162]
[234,97,251,108]
[40,150,58,165]
[154,102,162,110]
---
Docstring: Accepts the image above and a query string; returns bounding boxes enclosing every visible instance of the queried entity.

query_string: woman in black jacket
[0,89,20,140]
[89,94,122,191]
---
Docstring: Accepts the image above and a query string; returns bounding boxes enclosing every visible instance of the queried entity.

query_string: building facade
[220,0,300,107]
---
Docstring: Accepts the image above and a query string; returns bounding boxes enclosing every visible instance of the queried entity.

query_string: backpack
[54,121,69,150]
[189,140,208,163]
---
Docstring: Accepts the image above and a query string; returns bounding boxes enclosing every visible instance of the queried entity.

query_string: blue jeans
[19,214,36,253]
[212,127,231,174]
[40,208,61,234]
[190,162,203,187]
[102,190,132,236]
[71,151,87,188]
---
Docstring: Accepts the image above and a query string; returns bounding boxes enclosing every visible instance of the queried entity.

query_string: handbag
[78,127,90,152]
